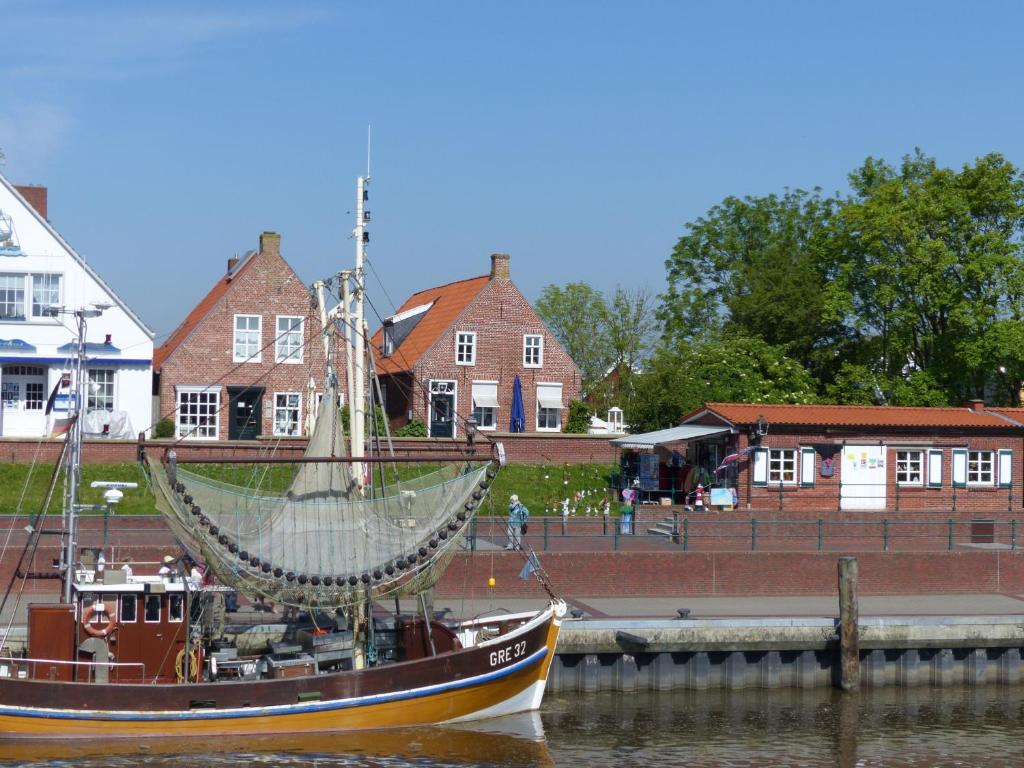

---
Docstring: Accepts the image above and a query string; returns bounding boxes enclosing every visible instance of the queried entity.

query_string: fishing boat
[0,176,565,740]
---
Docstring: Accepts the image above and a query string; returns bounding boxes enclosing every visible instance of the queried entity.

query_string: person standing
[507,494,529,551]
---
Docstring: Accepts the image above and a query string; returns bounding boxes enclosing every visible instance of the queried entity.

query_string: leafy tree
[827,150,1024,404]
[629,334,818,432]
[824,363,949,407]
[534,282,610,392]
[660,188,845,381]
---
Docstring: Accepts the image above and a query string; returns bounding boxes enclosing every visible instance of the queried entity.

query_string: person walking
[507,494,529,551]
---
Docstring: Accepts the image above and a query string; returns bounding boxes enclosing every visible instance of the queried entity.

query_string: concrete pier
[548,614,1024,693]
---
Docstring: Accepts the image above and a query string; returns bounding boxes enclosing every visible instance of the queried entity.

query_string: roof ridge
[705,401,986,412]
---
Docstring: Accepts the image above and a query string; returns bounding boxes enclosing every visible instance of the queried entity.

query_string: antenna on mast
[366,125,372,180]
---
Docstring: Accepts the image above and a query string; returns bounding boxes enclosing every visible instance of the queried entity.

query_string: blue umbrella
[509,375,526,432]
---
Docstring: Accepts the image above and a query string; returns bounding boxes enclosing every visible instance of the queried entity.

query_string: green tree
[629,334,818,432]
[660,188,844,380]
[534,282,611,393]
[827,150,1024,404]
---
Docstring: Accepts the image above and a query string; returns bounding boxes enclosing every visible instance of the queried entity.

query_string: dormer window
[456,331,476,366]
[383,322,395,356]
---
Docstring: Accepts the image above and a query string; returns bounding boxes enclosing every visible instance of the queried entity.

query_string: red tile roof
[692,402,1017,429]
[153,255,256,371]
[370,275,490,375]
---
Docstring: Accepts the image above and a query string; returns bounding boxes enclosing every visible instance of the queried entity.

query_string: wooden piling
[838,556,859,691]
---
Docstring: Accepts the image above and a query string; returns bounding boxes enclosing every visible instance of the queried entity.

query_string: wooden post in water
[838,556,859,691]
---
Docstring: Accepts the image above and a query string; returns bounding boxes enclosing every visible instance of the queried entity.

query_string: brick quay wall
[5,516,1024,600]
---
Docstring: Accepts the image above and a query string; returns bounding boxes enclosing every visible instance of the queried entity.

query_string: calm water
[4,687,1024,767]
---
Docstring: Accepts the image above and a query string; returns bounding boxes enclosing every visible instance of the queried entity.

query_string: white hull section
[443,678,549,724]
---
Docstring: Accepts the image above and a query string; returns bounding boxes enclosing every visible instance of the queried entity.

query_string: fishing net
[148,381,492,608]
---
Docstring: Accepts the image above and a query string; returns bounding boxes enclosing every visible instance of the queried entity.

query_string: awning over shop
[610,424,733,449]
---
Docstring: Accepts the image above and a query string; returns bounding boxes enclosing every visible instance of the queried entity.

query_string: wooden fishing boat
[0,175,563,741]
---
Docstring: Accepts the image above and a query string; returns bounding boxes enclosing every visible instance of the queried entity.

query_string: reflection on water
[5,688,1024,767]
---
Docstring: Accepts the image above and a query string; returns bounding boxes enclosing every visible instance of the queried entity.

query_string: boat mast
[351,176,369,495]
[60,307,101,603]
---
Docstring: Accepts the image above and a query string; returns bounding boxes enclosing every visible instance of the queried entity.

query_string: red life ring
[82,603,119,639]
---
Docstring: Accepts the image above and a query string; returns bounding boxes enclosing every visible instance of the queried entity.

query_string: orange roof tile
[691,402,1016,429]
[371,275,490,374]
[153,254,256,370]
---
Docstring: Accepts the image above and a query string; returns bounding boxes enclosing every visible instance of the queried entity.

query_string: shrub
[394,420,427,437]
[153,418,175,438]
[565,400,592,434]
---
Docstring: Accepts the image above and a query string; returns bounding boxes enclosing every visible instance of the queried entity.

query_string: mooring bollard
[838,556,859,692]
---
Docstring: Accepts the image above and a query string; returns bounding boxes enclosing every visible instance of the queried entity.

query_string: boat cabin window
[169,594,184,623]
[144,594,161,623]
[120,594,137,623]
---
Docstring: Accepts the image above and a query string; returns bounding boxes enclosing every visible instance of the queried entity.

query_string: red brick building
[370,254,582,437]
[617,401,1024,518]
[154,232,330,441]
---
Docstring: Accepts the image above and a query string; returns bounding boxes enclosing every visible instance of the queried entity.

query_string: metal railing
[466,515,1024,553]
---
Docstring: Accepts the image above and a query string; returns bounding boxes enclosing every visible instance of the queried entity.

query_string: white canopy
[536,383,563,410]
[610,424,732,449]
[472,381,499,408]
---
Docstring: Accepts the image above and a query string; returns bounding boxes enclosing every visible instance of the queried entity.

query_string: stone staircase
[647,515,680,539]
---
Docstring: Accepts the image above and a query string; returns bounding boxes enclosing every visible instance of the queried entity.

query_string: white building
[0,174,154,438]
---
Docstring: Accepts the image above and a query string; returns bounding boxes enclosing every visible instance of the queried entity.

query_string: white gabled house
[0,173,154,438]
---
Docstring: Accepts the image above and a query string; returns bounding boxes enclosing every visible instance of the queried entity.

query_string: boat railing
[0,655,146,683]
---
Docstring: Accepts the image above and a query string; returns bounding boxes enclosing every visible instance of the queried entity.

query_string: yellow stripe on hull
[0,617,560,739]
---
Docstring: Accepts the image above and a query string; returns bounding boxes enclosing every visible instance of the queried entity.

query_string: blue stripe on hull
[0,647,549,723]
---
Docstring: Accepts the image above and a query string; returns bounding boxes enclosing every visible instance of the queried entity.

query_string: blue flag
[518,551,541,580]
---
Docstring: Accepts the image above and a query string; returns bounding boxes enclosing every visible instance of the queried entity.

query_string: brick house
[370,254,582,437]
[615,401,1024,519]
[154,232,330,441]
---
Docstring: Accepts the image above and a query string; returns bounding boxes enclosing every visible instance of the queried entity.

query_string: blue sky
[2,1,1024,339]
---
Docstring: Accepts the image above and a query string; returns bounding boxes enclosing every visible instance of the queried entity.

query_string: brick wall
[435,549,1024,599]
[157,233,331,440]
[0,432,619,465]
[406,272,582,435]
[8,516,1024,600]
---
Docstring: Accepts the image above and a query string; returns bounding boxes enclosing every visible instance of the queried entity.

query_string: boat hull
[0,602,562,739]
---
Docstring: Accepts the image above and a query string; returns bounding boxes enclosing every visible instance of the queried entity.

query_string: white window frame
[168,593,184,623]
[87,369,115,412]
[273,392,302,437]
[895,449,924,486]
[31,273,61,318]
[275,316,304,364]
[176,386,221,440]
[471,380,499,431]
[119,594,137,624]
[536,382,563,432]
[768,448,797,485]
[524,334,544,368]
[0,273,26,321]
[967,450,995,486]
[456,331,476,366]
[233,314,262,363]
[144,594,161,624]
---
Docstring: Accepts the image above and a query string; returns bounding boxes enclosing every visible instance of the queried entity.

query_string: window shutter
[752,448,768,486]
[927,449,942,488]
[952,448,967,488]
[999,449,1012,488]
[800,447,815,487]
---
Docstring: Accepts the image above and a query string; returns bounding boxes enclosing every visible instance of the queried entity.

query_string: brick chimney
[260,231,281,258]
[14,185,48,220]
[226,256,239,274]
[490,253,510,280]
[968,398,986,411]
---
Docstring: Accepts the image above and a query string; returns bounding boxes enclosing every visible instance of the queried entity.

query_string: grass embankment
[0,462,617,518]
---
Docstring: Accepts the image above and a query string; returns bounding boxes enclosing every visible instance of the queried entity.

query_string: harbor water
[4,686,1024,766]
